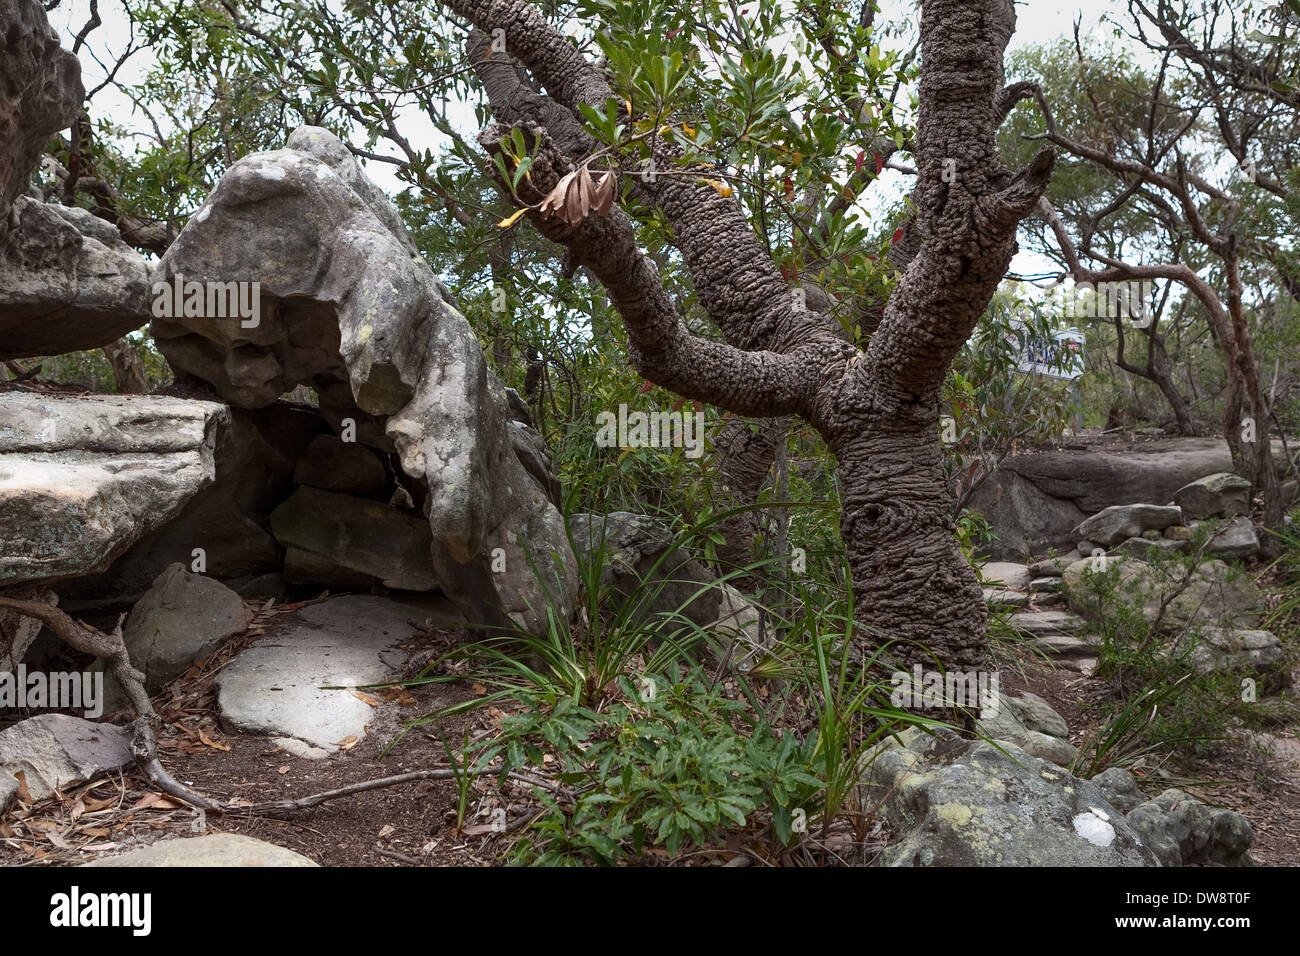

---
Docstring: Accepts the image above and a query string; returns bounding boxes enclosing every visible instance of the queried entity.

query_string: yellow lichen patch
[359,324,373,343]
[936,803,973,827]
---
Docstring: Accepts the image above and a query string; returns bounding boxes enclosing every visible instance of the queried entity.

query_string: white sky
[48,0,1130,281]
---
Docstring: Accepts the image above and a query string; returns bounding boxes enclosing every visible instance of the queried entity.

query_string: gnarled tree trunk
[446,0,1053,674]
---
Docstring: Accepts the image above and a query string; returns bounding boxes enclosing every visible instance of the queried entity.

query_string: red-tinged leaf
[892,227,905,244]
[855,150,865,173]
[672,398,684,412]
[875,152,884,174]
[665,28,681,38]
[640,380,654,394]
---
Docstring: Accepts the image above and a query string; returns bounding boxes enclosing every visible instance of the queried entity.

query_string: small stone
[979,562,1033,590]
[1028,552,1080,577]
[1163,525,1193,540]
[982,587,1029,609]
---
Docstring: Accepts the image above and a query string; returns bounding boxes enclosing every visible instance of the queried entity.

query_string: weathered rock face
[151,126,575,632]
[0,0,83,240]
[1175,472,1252,519]
[0,585,55,671]
[1077,504,1183,549]
[121,563,249,692]
[0,197,151,358]
[977,690,1077,766]
[60,401,323,602]
[569,512,721,630]
[0,714,132,811]
[293,433,388,497]
[0,394,227,587]
[1182,627,1289,690]
[967,439,1286,559]
[1089,768,1254,865]
[1204,516,1260,559]
[1063,555,1265,631]
[0,1,149,357]
[865,728,1159,866]
[1126,788,1255,866]
[271,485,438,591]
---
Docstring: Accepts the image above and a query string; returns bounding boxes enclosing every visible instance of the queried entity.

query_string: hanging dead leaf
[592,170,616,216]
[539,168,579,222]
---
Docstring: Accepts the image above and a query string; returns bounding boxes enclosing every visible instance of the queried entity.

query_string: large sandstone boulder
[0,394,227,587]
[967,439,1287,559]
[1076,504,1183,549]
[150,126,576,632]
[0,197,151,358]
[1175,472,1252,519]
[0,0,82,239]
[0,0,150,357]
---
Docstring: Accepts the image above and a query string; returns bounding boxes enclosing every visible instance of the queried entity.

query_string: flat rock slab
[84,833,317,867]
[215,594,461,757]
[0,393,227,587]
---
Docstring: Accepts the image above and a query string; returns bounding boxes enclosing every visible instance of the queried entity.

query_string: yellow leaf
[791,151,803,165]
[681,122,694,135]
[700,178,733,198]
[496,208,528,228]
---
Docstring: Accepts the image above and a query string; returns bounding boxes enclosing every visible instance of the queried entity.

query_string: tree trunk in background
[102,337,147,394]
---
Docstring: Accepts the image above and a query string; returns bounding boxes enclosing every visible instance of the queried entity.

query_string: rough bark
[102,336,148,394]
[447,0,1052,675]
